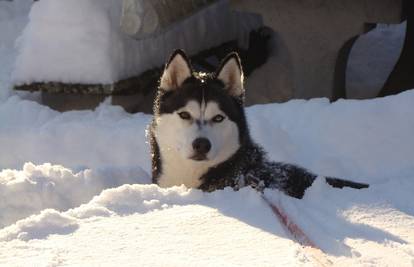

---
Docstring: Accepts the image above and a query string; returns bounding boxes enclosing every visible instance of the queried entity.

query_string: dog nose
[192,138,211,154]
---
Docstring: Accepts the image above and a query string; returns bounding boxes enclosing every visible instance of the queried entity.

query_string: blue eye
[178,111,191,120]
[212,115,225,123]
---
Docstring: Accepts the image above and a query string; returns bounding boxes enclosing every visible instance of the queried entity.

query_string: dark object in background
[379,0,414,97]
[239,27,272,76]
[191,26,271,76]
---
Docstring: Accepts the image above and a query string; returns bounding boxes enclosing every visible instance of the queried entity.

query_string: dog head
[152,50,249,166]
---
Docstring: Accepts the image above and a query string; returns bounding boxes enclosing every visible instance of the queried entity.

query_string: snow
[0,96,151,171]
[1,172,413,265]
[12,0,261,86]
[0,0,31,100]
[265,176,414,266]
[0,185,312,266]
[0,162,149,228]
[1,2,414,266]
[247,94,414,182]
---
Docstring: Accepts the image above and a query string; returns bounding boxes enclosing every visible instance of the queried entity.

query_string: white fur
[217,57,244,96]
[160,53,191,91]
[154,100,240,188]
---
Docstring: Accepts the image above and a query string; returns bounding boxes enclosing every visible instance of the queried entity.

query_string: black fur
[150,50,369,198]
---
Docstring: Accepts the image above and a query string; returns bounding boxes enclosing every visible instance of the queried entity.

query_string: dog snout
[192,138,211,155]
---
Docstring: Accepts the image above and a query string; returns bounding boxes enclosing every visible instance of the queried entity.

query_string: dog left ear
[216,52,244,97]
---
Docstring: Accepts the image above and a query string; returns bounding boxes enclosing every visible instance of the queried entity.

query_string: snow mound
[0,183,283,242]
[13,0,122,84]
[80,184,203,216]
[0,209,78,242]
[0,162,149,228]
[69,183,273,229]
[0,185,306,267]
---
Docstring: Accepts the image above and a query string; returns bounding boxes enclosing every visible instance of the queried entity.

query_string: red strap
[262,196,317,248]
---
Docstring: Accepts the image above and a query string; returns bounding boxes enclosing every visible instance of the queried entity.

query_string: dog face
[152,50,247,168]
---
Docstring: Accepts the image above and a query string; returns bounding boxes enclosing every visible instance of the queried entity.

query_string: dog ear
[216,52,244,97]
[160,50,192,91]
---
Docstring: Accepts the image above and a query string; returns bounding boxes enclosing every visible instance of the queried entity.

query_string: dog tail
[325,177,369,189]
[277,163,369,199]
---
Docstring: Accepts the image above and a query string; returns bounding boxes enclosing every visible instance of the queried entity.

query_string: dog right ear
[160,50,192,91]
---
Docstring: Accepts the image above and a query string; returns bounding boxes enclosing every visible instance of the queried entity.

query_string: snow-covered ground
[1,1,413,266]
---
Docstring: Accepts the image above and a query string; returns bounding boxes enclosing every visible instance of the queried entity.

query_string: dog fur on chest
[156,147,210,188]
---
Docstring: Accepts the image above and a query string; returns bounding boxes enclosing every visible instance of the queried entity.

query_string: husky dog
[149,50,368,199]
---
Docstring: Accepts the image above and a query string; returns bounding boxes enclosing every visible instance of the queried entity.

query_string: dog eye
[212,115,225,123]
[178,111,191,120]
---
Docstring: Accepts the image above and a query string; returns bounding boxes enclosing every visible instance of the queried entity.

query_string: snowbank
[0,97,151,171]
[12,0,261,85]
[0,177,413,266]
[0,185,312,267]
[0,162,149,228]
[247,91,414,182]
[0,209,79,242]
[0,184,274,242]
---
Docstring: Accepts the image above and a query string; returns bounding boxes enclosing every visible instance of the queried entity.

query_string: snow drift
[0,162,149,228]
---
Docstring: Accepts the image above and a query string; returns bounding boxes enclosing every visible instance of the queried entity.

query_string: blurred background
[2,0,412,113]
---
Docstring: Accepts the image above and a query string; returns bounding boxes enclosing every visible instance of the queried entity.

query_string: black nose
[192,138,211,155]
